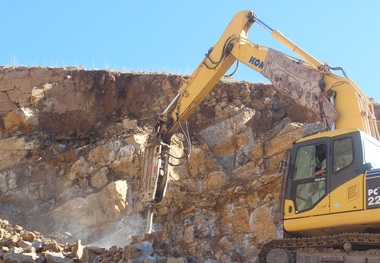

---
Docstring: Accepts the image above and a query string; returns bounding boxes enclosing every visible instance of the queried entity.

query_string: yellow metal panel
[329,174,364,213]
[296,128,359,143]
[284,208,380,233]
[284,196,330,220]
[230,40,268,74]
[320,74,379,140]
[284,175,365,233]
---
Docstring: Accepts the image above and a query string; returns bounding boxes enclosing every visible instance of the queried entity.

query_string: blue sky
[3,1,380,101]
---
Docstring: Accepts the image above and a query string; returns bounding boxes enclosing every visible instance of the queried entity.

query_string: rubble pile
[0,218,206,263]
[0,218,77,263]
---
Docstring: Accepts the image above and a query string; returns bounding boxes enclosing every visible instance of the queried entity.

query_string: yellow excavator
[139,10,380,262]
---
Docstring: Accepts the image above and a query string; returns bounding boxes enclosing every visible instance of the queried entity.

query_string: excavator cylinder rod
[254,17,274,33]
[254,15,323,70]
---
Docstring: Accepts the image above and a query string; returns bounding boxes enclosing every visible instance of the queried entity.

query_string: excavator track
[258,233,380,262]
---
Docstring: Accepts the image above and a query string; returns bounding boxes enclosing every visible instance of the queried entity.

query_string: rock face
[1,66,373,262]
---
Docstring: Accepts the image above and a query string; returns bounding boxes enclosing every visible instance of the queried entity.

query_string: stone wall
[0,66,352,262]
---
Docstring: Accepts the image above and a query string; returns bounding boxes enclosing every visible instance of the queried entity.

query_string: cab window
[293,143,327,180]
[333,137,353,173]
[363,138,380,169]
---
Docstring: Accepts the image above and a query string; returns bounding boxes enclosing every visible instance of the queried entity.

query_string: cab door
[328,135,364,213]
[285,140,329,217]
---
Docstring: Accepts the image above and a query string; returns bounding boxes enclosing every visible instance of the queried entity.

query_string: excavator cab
[283,128,380,236]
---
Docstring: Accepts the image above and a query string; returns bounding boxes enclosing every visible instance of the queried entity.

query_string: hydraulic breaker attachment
[140,134,170,233]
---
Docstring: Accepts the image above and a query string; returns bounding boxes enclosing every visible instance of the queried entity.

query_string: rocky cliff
[0,66,374,262]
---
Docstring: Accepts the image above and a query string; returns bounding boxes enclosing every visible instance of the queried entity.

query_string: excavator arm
[139,10,256,233]
[158,11,256,143]
[139,10,379,233]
